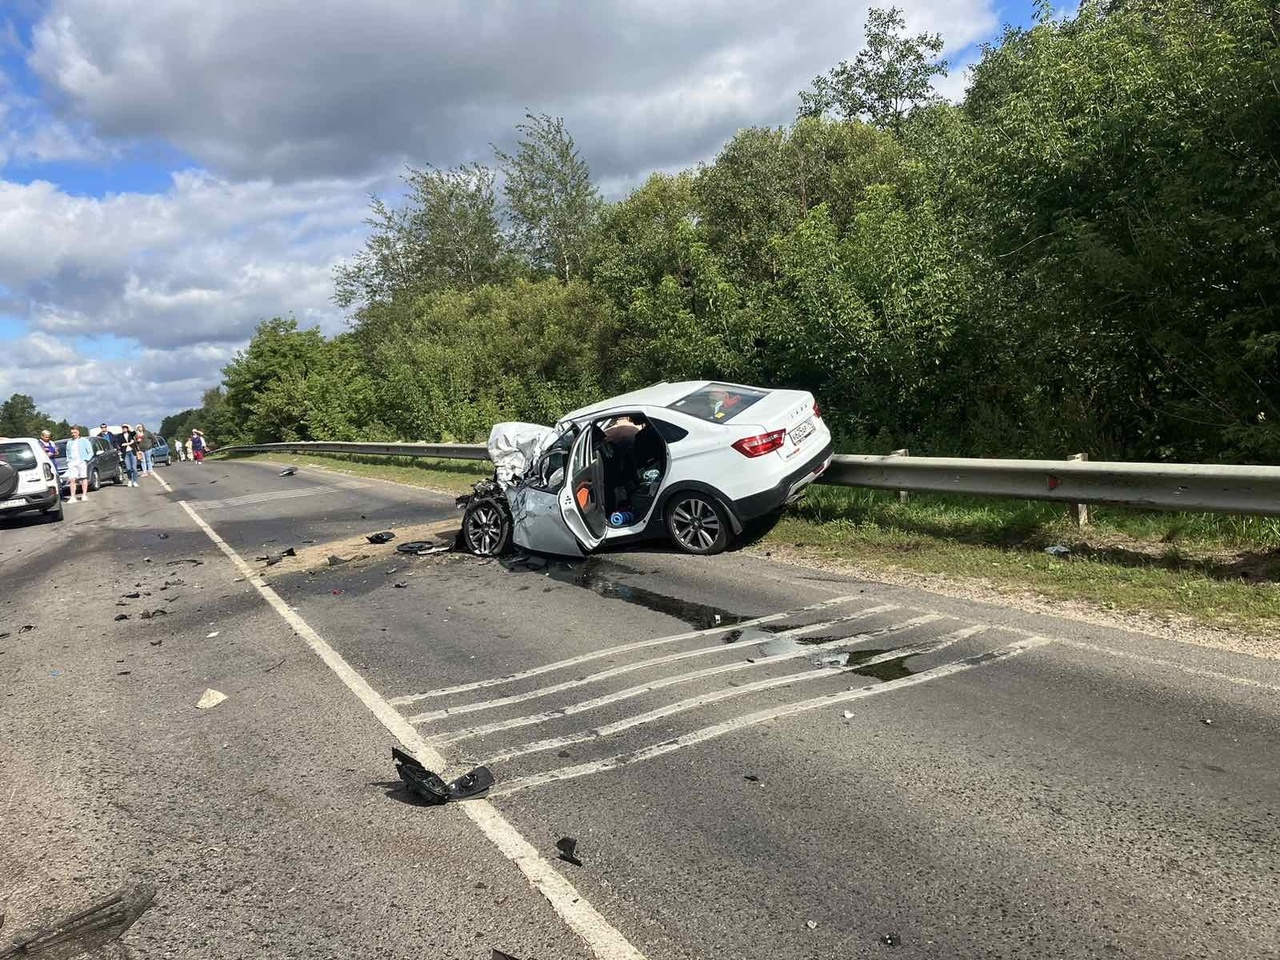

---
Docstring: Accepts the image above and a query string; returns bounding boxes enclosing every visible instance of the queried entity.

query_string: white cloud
[28,0,996,181]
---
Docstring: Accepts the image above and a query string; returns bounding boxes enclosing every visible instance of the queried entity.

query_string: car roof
[559,381,721,422]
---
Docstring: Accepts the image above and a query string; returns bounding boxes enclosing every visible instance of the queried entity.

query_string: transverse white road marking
[176,495,645,960]
[480,626,991,764]
[433,613,943,745]
[408,605,902,725]
[488,636,1053,798]
[389,593,866,705]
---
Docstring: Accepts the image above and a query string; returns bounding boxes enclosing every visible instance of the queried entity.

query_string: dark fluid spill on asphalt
[545,559,751,630]
[853,655,916,682]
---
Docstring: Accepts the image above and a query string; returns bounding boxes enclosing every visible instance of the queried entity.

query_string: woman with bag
[119,424,140,486]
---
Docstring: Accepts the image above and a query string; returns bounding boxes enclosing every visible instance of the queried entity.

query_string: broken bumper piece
[392,747,494,804]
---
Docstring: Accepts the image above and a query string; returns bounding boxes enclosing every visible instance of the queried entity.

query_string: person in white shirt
[64,426,94,502]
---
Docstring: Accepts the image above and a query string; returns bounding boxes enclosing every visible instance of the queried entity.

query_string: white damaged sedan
[457,381,832,557]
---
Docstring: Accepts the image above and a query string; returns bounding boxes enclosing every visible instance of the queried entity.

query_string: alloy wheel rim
[468,504,503,554]
[671,498,720,551]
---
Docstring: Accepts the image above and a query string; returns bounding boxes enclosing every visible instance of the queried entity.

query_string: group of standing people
[31,423,209,504]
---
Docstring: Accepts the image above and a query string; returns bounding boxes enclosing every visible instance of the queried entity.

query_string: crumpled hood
[487,422,554,487]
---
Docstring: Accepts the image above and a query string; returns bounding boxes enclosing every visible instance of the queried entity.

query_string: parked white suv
[0,438,64,523]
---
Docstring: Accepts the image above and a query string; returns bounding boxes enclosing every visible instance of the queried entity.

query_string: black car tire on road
[665,491,731,555]
[0,462,17,501]
[462,498,512,557]
[43,499,63,523]
[112,461,124,484]
[89,468,100,492]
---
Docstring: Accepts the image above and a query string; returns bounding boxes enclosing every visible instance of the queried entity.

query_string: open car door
[559,424,608,552]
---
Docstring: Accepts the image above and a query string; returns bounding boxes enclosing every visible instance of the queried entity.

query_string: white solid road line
[176,494,646,960]
[434,613,942,746]
[389,593,866,705]
[1057,639,1280,692]
[488,636,1054,799]
[481,625,992,764]
[408,604,902,725]
[153,472,174,493]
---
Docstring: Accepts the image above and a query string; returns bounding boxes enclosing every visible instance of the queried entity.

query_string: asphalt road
[2,460,1277,959]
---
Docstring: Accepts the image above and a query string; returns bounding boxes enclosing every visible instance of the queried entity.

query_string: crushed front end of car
[456,422,554,556]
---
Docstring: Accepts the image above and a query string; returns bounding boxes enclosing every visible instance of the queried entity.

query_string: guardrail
[216,442,1280,517]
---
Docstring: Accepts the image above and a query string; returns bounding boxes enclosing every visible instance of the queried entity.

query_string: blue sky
[0,0,1038,430]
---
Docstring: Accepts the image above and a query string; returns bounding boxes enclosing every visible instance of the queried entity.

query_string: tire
[664,491,731,555]
[112,462,125,484]
[462,498,512,556]
[44,500,64,523]
[0,462,16,500]
[89,469,101,492]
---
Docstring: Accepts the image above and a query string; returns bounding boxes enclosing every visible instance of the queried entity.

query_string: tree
[799,6,947,130]
[334,163,509,311]
[0,393,44,437]
[495,113,603,280]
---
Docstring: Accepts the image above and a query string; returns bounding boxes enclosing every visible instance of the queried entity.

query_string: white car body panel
[0,438,60,516]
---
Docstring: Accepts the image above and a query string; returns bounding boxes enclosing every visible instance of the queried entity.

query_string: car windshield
[667,383,768,423]
[0,442,37,470]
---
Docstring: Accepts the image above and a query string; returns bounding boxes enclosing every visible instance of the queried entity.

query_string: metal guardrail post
[1069,453,1089,526]
[891,449,909,504]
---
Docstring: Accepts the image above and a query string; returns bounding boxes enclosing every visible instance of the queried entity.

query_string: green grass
[764,487,1280,635]
[218,451,1280,636]
[218,450,491,495]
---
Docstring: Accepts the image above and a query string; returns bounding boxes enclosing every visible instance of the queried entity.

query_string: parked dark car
[151,435,172,466]
[54,435,125,493]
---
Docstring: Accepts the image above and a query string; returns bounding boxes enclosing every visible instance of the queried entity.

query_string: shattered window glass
[667,383,768,423]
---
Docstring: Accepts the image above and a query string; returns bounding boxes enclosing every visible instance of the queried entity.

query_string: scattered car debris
[491,951,522,960]
[393,581,408,588]
[806,920,818,930]
[366,531,396,544]
[880,933,900,947]
[122,592,141,599]
[279,467,297,477]
[417,545,450,556]
[166,558,203,566]
[116,671,131,676]
[395,541,432,554]
[265,658,286,673]
[149,639,162,647]
[1202,718,1214,725]
[206,631,220,639]
[301,538,316,544]
[17,625,34,634]
[196,689,227,709]
[1044,544,1071,557]
[0,882,155,957]
[114,614,129,622]
[744,774,760,783]
[156,532,169,539]
[391,747,494,804]
[139,609,168,620]
[843,710,855,719]
[555,837,583,866]
[328,555,350,566]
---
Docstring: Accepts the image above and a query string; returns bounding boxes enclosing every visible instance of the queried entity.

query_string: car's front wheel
[462,498,512,556]
[665,492,731,555]
[89,469,100,492]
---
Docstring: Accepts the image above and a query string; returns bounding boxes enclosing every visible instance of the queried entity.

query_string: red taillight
[733,429,786,457]
[813,402,822,419]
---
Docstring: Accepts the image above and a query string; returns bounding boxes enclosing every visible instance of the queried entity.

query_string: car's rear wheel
[44,500,64,523]
[462,498,512,556]
[89,469,100,492]
[665,492,730,555]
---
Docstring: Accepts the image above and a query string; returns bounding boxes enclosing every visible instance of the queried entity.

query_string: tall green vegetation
[0,393,71,437]
[189,0,1279,463]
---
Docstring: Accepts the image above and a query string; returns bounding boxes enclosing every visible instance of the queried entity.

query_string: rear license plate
[789,419,816,445]
[0,499,26,509]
